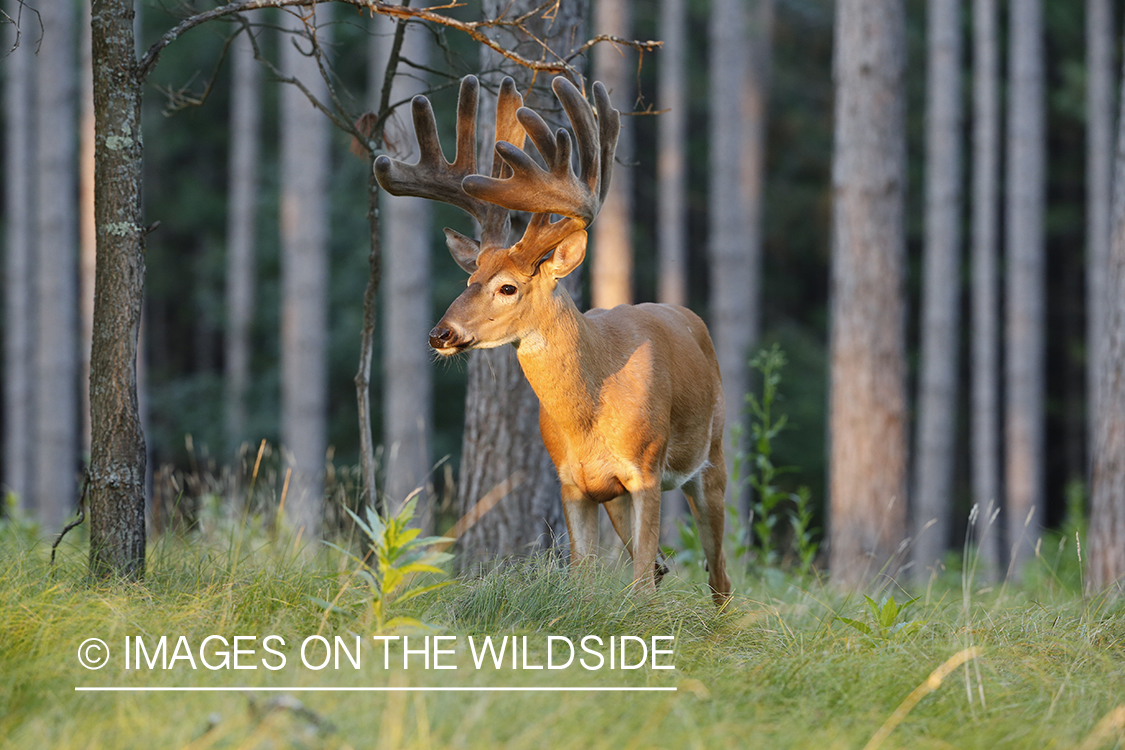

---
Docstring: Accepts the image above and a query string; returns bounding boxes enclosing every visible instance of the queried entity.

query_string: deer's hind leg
[682,452,731,604]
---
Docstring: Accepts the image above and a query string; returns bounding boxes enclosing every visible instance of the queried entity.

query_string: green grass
[1,522,1123,750]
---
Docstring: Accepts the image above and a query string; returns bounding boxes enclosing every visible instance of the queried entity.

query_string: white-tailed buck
[374,75,731,602]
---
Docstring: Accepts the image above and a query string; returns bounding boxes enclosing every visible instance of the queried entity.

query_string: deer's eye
[498,284,518,296]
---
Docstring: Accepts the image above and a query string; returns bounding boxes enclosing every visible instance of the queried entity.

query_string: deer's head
[373,75,620,355]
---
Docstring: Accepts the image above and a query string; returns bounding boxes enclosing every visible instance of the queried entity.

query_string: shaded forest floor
[1,518,1123,750]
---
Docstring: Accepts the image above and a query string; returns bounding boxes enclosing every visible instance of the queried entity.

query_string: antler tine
[374,76,492,225]
[592,81,620,206]
[478,77,525,248]
[462,77,619,228]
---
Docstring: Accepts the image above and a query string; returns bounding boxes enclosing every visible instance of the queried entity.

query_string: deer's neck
[515,290,602,431]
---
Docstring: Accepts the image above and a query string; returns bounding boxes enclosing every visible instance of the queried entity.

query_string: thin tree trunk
[827,0,909,590]
[1004,0,1046,575]
[225,29,262,456]
[80,0,97,462]
[657,0,688,310]
[913,0,963,580]
[454,0,586,567]
[1087,0,1114,473]
[656,0,688,544]
[375,17,434,526]
[279,6,332,539]
[970,0,1001,580]
[89,0,148,579]
[35,0,79,532]
[1087,26,1125,595]
[591,0,634,310]
[3,0,36,511]
[709,0,771,527]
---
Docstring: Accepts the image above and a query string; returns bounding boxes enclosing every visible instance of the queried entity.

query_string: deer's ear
[444,228,480,273]
[538,231,587,280]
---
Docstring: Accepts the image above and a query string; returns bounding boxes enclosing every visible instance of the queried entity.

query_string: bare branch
[3,0,44,56]
[138,0,661,83]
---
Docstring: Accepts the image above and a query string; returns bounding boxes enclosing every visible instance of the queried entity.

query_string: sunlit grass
[1,515,1123,749]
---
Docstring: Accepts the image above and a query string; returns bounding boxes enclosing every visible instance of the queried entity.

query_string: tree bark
[454,0,587,567]
[225,29,262,456]
[591,0,634,310]
[89,0,148,579]
[279,6,332,538]
[1004,0,1046,575]
[709,0,772,525]
[913,0,963,581]
[374,17,434,526]
[656,0,688,543]
[1087,26,1125,595]
[827,0,908,590]
[1087,0,1114,474]
[970,0,1001,579]
[35,0,80,532]
[3,0,36,511]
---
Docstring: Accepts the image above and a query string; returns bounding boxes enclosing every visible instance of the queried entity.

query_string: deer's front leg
[561,483,599,565]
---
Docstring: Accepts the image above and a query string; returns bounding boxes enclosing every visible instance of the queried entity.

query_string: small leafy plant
[324,494,453,633]
[836,594,926,643]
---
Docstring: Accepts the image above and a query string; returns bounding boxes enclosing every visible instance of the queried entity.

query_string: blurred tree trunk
[656,0,688,544]
[80,0,97,462]
[35,0,79,532]
[709,0,772,526]
[912,0,963,581]
[1004,0,1045,575]
[89,0,148,579]
[225,29,262,457]
[3,1,35,511]
[591,0,634,310]
[372,15,434,527]
[970,0,1001,580]
[1087,24,1125,595]
[455,0,587,568]
[279,7,331,539]
[827,0,908,590]
[1087,0,1114,471]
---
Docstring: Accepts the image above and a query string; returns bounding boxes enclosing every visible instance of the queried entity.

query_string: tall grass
[2,509,1123,749]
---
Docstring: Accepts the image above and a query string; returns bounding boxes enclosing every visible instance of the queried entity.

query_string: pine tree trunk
[89,0,148,579]
[376,19,434,526]
[3,0,36,511]
[225,30,262,456]
[827,0,908,589]
[709,0,772,525]
[1004,0,1046,574]
[279,7,331,538]
[454,0,587,567]
[913,0,963,580]
[1087,27,1125,595]
[656,0,688,543]
[80,0,97,462]
[35,0,79,532]
[591,0,634,310]
[1086,0,1114,470]
[970,0,1001,579]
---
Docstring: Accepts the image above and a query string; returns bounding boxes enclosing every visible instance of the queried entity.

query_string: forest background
[1,0,1121,588]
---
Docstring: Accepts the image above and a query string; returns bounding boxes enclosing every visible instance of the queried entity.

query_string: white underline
[75,686,677,693]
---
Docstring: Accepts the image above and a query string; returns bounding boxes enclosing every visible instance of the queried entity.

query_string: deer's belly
[568,459,628,504]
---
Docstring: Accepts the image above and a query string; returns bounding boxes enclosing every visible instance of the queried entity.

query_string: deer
[374,74,731,603]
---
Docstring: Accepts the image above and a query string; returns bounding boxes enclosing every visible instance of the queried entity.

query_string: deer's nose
[429,325,457,350]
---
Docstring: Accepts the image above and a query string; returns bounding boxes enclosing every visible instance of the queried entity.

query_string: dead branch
[138,0,661,83]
